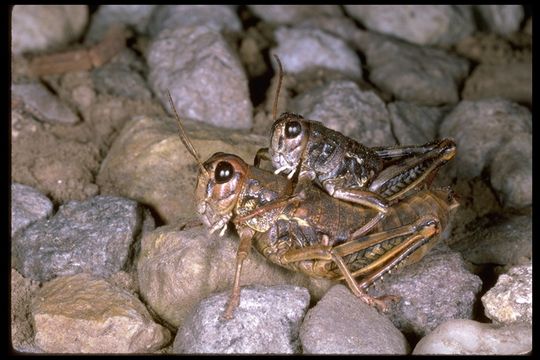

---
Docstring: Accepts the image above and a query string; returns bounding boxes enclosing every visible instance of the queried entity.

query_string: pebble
[11,183,53,238]
[248,5,343,24]
[475,5,524,36]
[13,195,153,282]
[147,26,253,129]
[413,319,531,355]
[85,5,156,42]
[12,5,88,55]
[291,80,394,146]
[31,273,170,353]
[173,285,310,354]
[300,285,409,354]
[344,5,475,47]
[482,263,532,325]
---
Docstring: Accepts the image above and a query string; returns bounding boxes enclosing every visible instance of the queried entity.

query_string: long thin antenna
[272,54,284,122]
[167,90,207,173]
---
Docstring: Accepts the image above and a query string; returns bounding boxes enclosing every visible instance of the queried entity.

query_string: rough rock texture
[12,82,80,125]
[173,285,310,354]
[147,26,252,129]
[31,273,171,353]
[291,80,394,146]
[12,5,88,55]
[148,5,241,37]
[85,5,156,42]
[300,285,409,354]
[455,32,531,65]
[11,183,53,238]
[97,115,266,223]
[249,5,343,24]
[137,225,333,328]
[475,5,524,36]
[13,195,153,282]
[11,269,42,353]
[413,319,531,355]
[344,5,475,47]
[482,263,532,325]
[352,30,469,105]
[273,27,362,79]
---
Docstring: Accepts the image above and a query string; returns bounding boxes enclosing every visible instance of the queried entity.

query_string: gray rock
[482,263,532,325]
[369,245,482,338]
[273,27,362,79]
[13,195,153,282]
[291,80,394,146]
[489,133,532,208]
[137,224,333,328]
[85,5,156,43]
[413,319,531,355]
[32,273,171,353]
[300,285,409,354]
[173,285,310,354]
[11,269,42,353]
[462,62,532,105]
[344,5,475,47]
[11,5,88,55]
[12,82,80,125]
[387,101,449,145]
[451,213,532,266]
[147,26,252,129]
[148,5,241,37]
[92,57,152,100]
[248,5,343,24]
[11,183,53,238]
[439,99,532,180]
[296,15,361,43]
[475,5,524,36]
[351,30,469,105]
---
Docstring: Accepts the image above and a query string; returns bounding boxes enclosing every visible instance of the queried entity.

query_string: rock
[296,15,361,43]
[387,101,449,145]
[462,62,532,105]
[248,5,343,24]
[273,26,362,80]
[482,263,532,325]
[489,133,532,208]
[475,5,524,36]
[147,26,252,129]
[369,245,482,338]
[11,183,53,238]
[438,99,531,180]
[455,33,531,65]
[523,17,531,36]
[351,30,469,105]
[413,319,531,355]
[344,5,475,47]
[451,213,532,266]
[137,224,333,328]
[12,5,88,55]
[300,285,409,354]
[85,5,156,42]
[148,5,241,37]
[12,82,80,125]
[31,273,170,353]
[291,80,394,146]
[96,115,266,223]
[173,285,310,354]
[13,195,153,282]
[11,269,42,353]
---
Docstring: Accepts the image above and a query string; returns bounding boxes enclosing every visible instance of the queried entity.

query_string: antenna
[272,54,284,122]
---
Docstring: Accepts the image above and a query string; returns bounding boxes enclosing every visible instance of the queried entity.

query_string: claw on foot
[357,292,401,313]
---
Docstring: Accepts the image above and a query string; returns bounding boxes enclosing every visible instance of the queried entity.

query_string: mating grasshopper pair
[172,56,458,319]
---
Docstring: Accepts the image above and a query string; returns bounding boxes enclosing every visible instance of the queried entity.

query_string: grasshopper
[169,92,458,319]
[255,55,457,238]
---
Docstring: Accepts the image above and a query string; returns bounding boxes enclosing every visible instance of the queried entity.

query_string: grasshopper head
[269,113,309,177]
[195,152,249,235]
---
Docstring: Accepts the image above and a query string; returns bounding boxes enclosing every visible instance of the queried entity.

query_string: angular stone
[173,285,310,354]
[11,183,53,238]
[344,5,475,47]
[13,195,152,282]
[85,5,156,42]
[482,263,532,325]
[291,80,393,146]
[300,285,409,354]
[475,5,524,36]
[248,5,343,24]
[147,26,252,129]
[413,319,531,355]
[32,273,170,353]
[11,269,41,353]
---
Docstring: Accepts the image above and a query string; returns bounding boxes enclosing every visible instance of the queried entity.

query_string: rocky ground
[11,5,531,355]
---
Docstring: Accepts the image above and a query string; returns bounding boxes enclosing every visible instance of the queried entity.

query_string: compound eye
[215,161,234,184]
[285,120,302,138]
